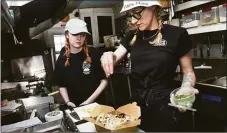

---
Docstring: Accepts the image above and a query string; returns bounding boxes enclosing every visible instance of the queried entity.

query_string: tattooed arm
[181,72,195,88]
[178,54,198,95]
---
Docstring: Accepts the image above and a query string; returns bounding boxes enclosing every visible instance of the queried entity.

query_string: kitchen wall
[190,32,227,81]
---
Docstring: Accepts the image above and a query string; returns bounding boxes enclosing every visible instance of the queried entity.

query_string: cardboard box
[84,102,141,132]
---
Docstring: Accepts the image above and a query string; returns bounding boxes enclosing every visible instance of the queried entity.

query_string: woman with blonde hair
[101,1,198,131]
[54,18,108,107]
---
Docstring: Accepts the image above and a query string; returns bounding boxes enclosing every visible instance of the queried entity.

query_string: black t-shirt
[120,24,192,105]
[53,47,106,106]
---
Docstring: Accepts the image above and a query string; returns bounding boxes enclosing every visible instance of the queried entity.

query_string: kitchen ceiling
[6,0,123,8]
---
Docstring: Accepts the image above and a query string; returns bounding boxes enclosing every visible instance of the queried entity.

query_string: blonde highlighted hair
[64,32,91,67]
[128,5,163,46]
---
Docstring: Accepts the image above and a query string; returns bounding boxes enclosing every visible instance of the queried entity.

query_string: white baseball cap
[65,18,90,35]
[120,1,162,13]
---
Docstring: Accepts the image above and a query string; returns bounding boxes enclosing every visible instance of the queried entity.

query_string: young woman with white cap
[100,0,198,131]
[53,18,108,107]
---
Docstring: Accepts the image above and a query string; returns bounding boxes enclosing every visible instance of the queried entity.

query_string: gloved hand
[66,101,76,108]
[176,86,199,95]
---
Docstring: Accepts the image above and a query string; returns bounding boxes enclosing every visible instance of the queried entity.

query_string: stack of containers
[169,3,226,29]
[199,7,220,26]
[218,3,227,22]
[170,19,180,27]
[181,12,200,28]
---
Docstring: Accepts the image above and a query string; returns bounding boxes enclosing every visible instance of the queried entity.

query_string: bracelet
[66,101,70,104]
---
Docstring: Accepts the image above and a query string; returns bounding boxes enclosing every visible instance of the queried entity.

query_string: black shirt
[120,24,192,105]
[53,47,106,106]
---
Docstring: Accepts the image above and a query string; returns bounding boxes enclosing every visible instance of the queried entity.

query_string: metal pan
[212,76,226,87]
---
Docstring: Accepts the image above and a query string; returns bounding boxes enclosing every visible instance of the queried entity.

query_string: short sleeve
[176,29,192,58]
[119,30,136,51]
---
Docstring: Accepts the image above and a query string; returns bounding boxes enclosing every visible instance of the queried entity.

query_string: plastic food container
[170,88,195,108]
[219,4,227,22]
[181,12,200,28]
[200,7,220,26]
[170,19,180,27]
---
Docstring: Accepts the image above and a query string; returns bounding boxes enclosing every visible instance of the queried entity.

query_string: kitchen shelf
[187,22,227,35]
[174,0,215,12]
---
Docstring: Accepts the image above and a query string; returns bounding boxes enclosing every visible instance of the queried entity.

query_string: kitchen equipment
[45,111,63,122]
[181,12,200,28]
[200,7,220,26]
[212,76,227,87]
[194,43,212,69]
[68,106,80,120]
[1,117,42,132]
[25,119,68,132]
[70,112,80,121]
[11,55,46,80]
[219,3,227,22]
[17,96,54,120]
[1,81,28,90]
[24,81,45,96]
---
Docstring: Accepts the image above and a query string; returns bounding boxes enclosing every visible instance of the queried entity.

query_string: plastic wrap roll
[45,111,63,122]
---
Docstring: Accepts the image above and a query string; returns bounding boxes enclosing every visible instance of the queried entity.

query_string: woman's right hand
[100,51,115,77]
[66,101,76,108]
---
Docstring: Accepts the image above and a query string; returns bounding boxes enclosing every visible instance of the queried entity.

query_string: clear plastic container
[200,7,220,26]
[219,4,227,22]
[170,88,196,108]
[181,12,200,28]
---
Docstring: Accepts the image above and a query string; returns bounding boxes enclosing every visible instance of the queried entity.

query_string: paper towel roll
[45,111,63,122]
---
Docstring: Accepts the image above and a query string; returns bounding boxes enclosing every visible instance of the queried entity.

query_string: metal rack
[187,22,226,35]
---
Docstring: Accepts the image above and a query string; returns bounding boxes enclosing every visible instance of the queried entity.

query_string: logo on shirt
[157,39,167,46]
[82,61,91,75]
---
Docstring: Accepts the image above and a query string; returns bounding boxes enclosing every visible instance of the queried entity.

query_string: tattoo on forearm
[181,72,194,88]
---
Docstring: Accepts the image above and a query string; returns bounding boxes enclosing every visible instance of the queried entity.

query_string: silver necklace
[142,30,159,40]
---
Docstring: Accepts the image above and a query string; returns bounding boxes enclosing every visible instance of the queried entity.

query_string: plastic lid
[211,6,217,9]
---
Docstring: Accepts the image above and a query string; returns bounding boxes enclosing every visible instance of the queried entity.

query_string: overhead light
[6,0,33,7]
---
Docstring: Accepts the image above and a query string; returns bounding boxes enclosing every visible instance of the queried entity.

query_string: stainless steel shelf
[174,0,215,12]
[187,22,226,35]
